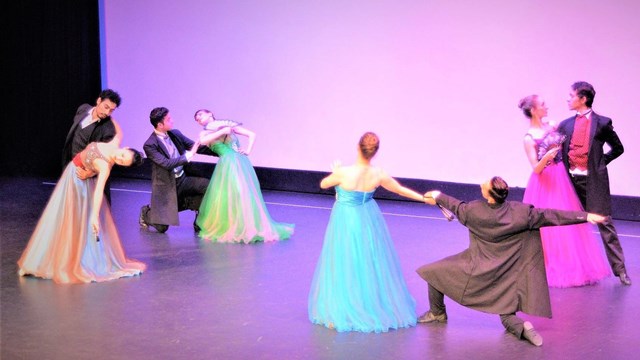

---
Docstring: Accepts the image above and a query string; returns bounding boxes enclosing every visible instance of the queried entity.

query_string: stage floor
[1,177,639,359]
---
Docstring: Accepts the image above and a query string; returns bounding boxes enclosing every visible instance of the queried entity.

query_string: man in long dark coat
[417,176,605,346]
[139,107,216,233]
[557,81,629,285]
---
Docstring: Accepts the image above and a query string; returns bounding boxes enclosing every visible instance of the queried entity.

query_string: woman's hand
[587,213,606,224]
[541,146,560,168]
[422,191,439,205]
[543,146,560,160]
[330,160,342,172]
[90,212,100,236]
[76,167,97,180]
[186,140,201,160]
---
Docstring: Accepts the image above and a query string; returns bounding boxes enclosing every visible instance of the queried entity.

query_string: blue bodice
[335,186,375,206]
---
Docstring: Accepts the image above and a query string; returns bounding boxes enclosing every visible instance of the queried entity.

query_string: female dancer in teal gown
[308,132,427,332]
[193,109,294,243]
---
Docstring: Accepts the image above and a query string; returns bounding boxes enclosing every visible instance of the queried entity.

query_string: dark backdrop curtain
[2,0,102,177]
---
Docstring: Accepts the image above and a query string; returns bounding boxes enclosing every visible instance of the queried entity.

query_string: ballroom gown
[308,186,416,332]
[196,136,294,243]
[522,131,610,287]
[18,143,146,284]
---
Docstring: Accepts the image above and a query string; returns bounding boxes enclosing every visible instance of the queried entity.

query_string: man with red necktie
[557,81,630,286]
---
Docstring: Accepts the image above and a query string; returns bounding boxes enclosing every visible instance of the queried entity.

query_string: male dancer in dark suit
[557,81,630,286]
[139,107,219,233]
[417,177,606,347]
[61,89,122,201]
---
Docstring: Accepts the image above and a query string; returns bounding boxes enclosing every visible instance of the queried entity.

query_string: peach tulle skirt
[18,164,146,284]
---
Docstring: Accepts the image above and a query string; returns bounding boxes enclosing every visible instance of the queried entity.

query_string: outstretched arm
[320,160,342,189]
[587,213,606,224]
[379,170,426,202]
[144,140,189,171]
[528,207,591,229]
[423,191,440,205]
[423,190,456,221]
[89,159,112,235]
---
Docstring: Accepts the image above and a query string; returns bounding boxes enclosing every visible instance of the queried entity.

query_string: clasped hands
[586,213,607,224]
[422,191,440,205]
[186,140,201,161]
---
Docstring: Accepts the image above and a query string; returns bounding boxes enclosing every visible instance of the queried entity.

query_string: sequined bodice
[528,130,565,163]
[335,186,375,206]
[81,142,111,172]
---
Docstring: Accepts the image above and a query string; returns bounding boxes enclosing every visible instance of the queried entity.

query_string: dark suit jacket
[62,104,116,168]
[143,129,215,225]
[417,194,588,318]
[557,111,624,215]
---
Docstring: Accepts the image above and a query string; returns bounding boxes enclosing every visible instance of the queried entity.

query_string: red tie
[568,114,590,170]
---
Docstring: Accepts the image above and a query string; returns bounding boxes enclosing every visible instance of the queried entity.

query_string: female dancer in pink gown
[18,120,146,284]
[519,95,610,287]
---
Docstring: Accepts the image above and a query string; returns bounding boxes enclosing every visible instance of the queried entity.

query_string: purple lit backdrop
[100,0,639,196]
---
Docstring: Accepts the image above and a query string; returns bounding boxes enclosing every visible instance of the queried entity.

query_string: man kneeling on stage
[417,176,606,346]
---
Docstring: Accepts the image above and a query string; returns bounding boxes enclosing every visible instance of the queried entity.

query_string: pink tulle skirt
[523,162,611,287]
[18,164,146,284]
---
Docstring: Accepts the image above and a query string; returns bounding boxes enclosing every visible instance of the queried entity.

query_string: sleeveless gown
[18,143,146,284]
[522,130,610,287]
[308,186,416,332]
[196,136,294,243]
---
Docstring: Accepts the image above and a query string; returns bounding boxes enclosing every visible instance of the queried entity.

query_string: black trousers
[176,174,210,211]
[143,175,210,231]
[428,284,525,339]
[570,174,626,275]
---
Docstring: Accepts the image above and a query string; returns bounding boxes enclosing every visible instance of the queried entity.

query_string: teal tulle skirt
[308,187,416,332]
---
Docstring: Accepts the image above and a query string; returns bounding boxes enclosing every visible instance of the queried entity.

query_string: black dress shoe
[139,205,149,228]
[417,311,448,323]
[151,224,169,233]
[193,212,201,233]
[619,272,632,286]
